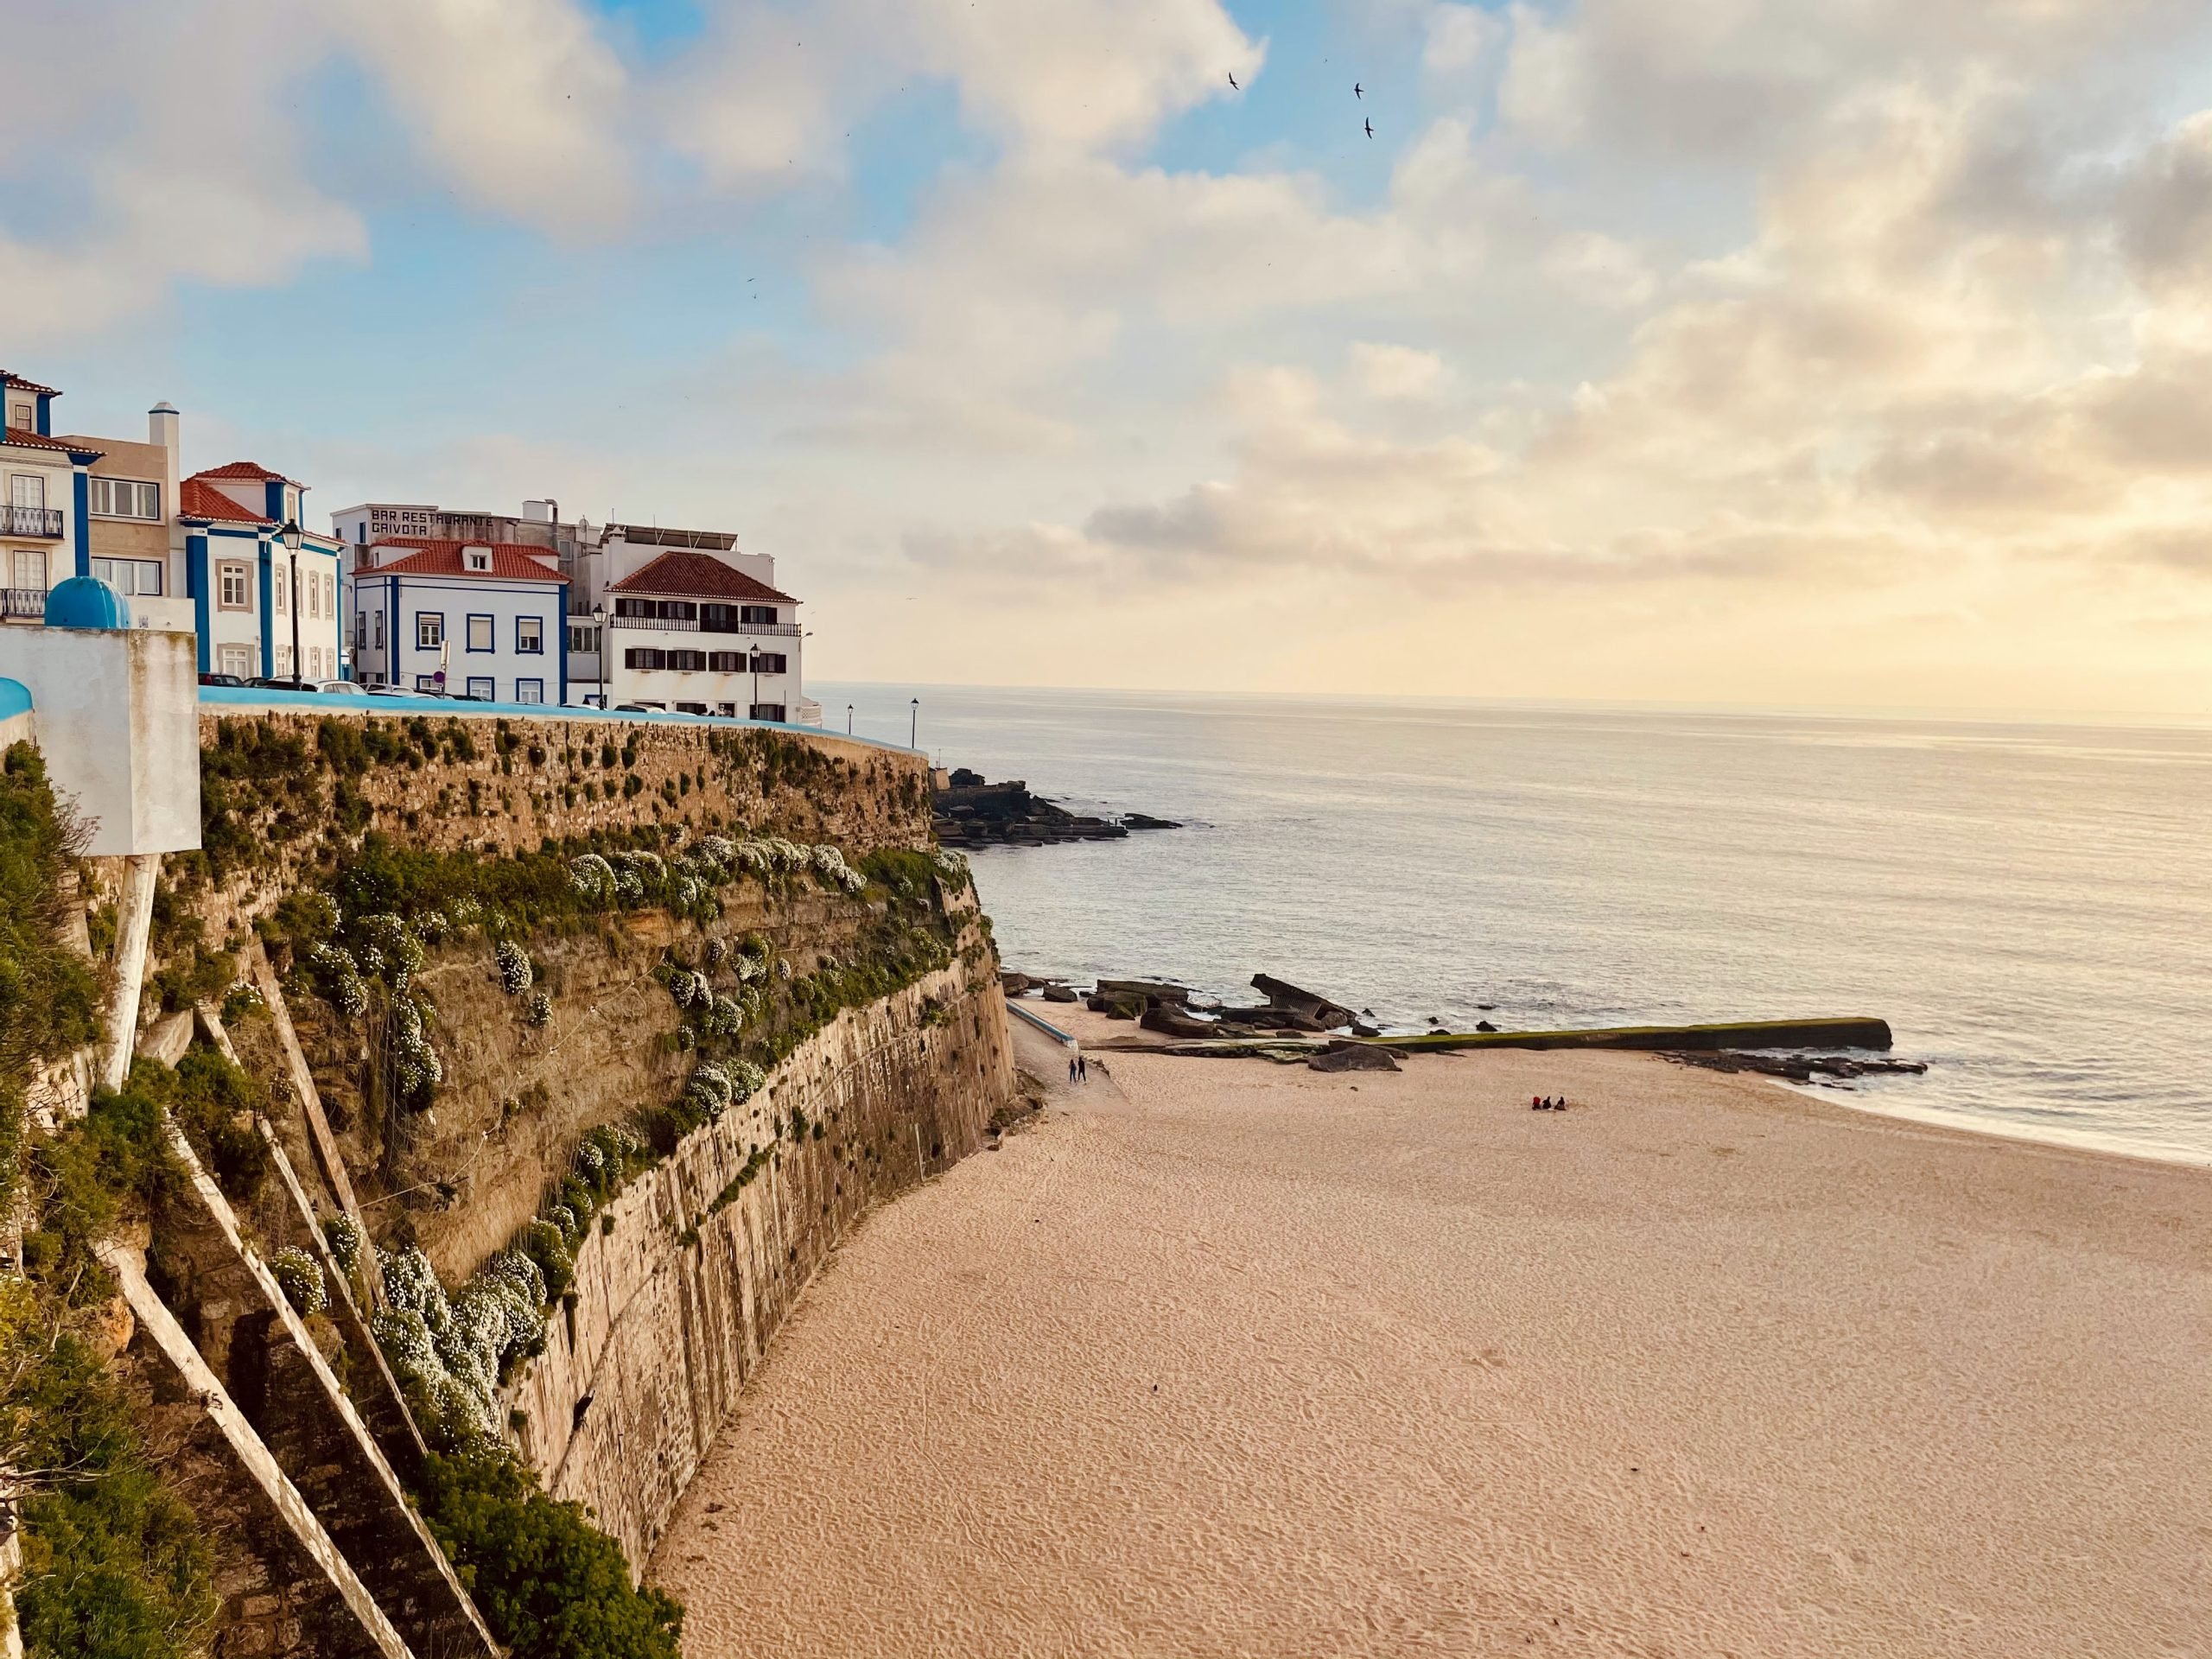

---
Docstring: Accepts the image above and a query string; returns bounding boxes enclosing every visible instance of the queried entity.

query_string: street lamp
[910,696,918,750]
[592,601,606,709]
[279,518,303,684]
[846,702,854,734]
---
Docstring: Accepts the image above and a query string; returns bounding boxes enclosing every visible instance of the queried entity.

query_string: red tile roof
[180,477,276,525]
[1,426,102,458]
[364,540,567,582]
[607,549,794,603]
[195,460,301,485]
[2,372,61,397]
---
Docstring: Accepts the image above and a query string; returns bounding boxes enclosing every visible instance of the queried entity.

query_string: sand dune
[653,1007,2212,1657]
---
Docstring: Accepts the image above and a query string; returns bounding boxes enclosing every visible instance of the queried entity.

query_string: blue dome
[42,575,131,630]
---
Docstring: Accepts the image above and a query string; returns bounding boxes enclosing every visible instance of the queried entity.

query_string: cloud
[332,0,631,228]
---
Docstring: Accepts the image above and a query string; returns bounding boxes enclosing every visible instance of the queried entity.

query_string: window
[10,474,45,510]
[741,605,778,626]
[276,645,294,677]
[466,677,495,700]
[465,548,491,572]
[750,652,787,674]
[701,603,735,632]
[308,646,322,680]
[373,610,385,649]
[675,702,708,715]
[306,570,321,620]
[6,403,31,429]
[625,647,665,670]
[88,478,161,519]
[355,613,366,651]
[416,675,442,691]
[219,645,253,677]
[324,572,335,617]
[417,613,443,649]
[715,702,737,717]
[219,563,251,610]
[670,649,707,671]
[12,549,48,589]
[568,622,599,653]
[91,557,163,596]
[515,679,544,705]
[708,651,741,672]
[516,615,543,654]
[273,568,287,614]
[467,614,494,652]
[750,703,787,723]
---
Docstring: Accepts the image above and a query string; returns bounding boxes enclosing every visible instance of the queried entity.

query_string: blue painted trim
[71,467,90,576]
[193,685,906,746]
[0,678,33,721]
[257,542,274,678]
[264,479,285,523]
[556,606,569,706]
[389,577,400,684]
[35,393,53,437]
[188,533,211,673]
[465,612,495,652]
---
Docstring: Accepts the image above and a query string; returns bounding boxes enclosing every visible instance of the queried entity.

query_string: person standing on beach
[1078,1054,1089,1084]
[1069,1054,1079,1084]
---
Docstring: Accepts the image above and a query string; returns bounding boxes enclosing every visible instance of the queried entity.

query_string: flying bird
[1363,117,1374,138]
[1228,70,1239,90]
[1354,82,1363,99]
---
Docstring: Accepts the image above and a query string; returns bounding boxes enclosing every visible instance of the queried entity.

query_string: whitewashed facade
[349,538,568,702]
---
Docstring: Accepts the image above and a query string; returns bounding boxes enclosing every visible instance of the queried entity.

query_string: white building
[588,550,802,719]
[181,463,346,682]
[349,537,568,702]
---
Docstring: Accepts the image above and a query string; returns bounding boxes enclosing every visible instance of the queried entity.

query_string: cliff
[2,709,1017,1659]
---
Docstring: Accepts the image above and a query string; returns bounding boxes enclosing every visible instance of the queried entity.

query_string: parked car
[365,683,438,699]
[308,679,363,695]
[246,677,318,692]
[197,672,245,688]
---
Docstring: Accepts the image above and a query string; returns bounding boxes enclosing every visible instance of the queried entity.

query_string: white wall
[0,626,200,854]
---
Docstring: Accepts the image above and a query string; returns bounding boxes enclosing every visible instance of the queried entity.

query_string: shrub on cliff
[418,1447,683,1659]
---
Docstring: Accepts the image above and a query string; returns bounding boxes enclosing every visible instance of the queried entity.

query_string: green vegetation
[6,1283,216,1659]
[0,745,218,1658]
[418,1449,682,1659]
[0,743,102,1220]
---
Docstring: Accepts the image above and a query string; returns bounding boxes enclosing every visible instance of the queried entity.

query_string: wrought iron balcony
[607,613,800,637]
[3,588,49,619]
[3,505,64,538]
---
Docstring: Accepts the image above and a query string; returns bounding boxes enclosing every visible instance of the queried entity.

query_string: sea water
[819,685,2212,1164]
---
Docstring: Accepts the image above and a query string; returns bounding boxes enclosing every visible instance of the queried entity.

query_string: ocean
[818,684,2212,1165]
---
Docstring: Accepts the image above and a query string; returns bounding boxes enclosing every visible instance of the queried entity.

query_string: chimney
[150,403,182,575]
[148,401,179,456]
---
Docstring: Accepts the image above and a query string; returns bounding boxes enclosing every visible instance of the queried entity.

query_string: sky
[8,0,2212,715]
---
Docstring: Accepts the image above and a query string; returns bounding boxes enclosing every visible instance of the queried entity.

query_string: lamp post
[750,651,762,720]
[910,696,918,750]
[846,702,854,734]
[279,518,303,683]
[592,601,606,709]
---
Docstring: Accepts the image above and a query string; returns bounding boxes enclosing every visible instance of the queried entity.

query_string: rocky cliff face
[16,710,1016,1659]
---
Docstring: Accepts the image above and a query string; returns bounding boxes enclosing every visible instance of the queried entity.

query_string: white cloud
[332,0,632,228]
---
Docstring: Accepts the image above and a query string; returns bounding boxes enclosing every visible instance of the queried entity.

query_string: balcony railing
[607,613,800,637]
[3,506,64,539]
[3,588,48,619]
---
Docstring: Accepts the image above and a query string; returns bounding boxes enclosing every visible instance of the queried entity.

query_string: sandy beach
[653,1003,2212,1657]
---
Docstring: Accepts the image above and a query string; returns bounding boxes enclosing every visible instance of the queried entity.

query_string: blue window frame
[416,611,444,650]
[466,677,495,700]
[516,614,543,654]
[466,613,495,652]
[515,678,544,705]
